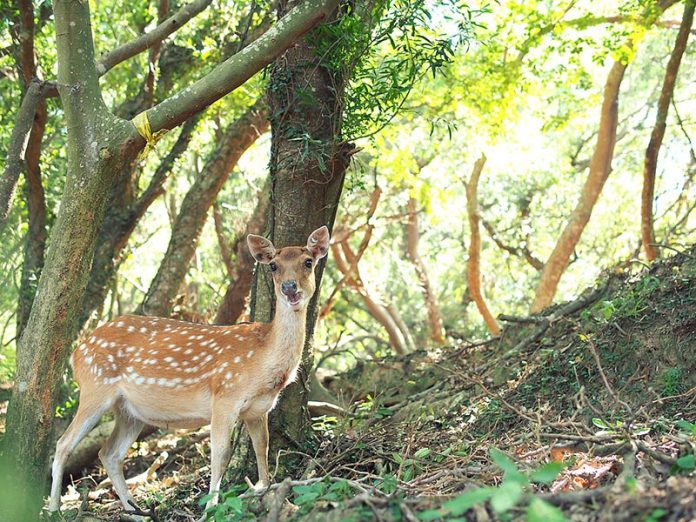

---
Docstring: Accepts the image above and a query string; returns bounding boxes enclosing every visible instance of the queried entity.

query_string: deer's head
[247,226,330,311]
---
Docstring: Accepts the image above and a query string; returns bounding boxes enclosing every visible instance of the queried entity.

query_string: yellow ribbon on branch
[132,111,168,162]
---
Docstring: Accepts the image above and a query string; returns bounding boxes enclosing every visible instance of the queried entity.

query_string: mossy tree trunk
[250,0,355,461]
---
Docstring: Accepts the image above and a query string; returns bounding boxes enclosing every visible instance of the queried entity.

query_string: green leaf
[676,454,695,471]
[442,487,496,515]
[530,462,564,484]
[591,418,610,429]
[489,448,518,475]
[414,448,432,459]
[490,480,523,513]
[527,498,567,522]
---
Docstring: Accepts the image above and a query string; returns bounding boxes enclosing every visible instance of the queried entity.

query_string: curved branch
[641,1,694,261]
[0,80,42,230]
[146,0,340,133]
[96,0,213,75]
[465,154,500,336]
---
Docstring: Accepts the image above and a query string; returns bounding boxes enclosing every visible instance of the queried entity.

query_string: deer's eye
[304,259,313,269]
[270,262,278,272]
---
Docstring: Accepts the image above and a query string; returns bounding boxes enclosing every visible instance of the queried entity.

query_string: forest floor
[38,245,696,521]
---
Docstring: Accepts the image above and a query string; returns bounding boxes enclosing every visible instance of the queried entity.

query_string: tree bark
[215,177,271,324]
[641,0,694,261]
[141,99,269,316]
[465,155,501,336]
[405,197,446,344]
[14,0,49,339]
[0,0,343,517]
[0,80,43,230]
[249,0,355,463]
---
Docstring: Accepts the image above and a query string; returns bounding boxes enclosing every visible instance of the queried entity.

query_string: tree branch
[465,154,501,336]
[146,0,340,133]
[96,0,213,75]
[0,80,43,230]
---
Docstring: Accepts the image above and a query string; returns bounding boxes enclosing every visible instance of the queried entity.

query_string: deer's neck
[267,301,308,364]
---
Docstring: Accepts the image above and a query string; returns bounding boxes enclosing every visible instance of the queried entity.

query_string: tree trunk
[215,177,271,324]
[141,99,269,316]
[249,0,355,461]
[465,155,501,336]
[530,61,626,313]
[14,0,49,339]
[331,240,411,355]
[641,1,694,261]
[405,197,446,344]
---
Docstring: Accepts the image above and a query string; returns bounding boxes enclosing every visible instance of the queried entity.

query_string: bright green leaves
[418,447,566,520]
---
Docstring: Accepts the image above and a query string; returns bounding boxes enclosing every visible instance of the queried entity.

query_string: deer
[48,226,330,519]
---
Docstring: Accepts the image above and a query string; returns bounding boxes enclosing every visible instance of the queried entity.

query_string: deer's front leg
[243,413,270,492]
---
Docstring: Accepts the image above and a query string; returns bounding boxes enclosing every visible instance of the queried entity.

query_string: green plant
[292,479,355,514]
[201,484,256,521]
[661,367,684,396]
[418,448,566,521]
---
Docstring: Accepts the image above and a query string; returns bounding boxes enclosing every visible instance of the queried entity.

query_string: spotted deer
[48,226,330,517]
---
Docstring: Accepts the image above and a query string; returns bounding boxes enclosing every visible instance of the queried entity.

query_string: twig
[649,243,696,260]
[126,499,159,521]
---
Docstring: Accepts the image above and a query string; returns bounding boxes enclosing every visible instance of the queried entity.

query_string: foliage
[419,447,566,521]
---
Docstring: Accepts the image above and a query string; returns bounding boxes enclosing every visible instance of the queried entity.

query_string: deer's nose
[281,280,298,295]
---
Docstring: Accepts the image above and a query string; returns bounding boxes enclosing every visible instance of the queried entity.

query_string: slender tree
[641,0,694,261]
[215,177,271,324]
[405,197,446,344]
[142,99,269,316]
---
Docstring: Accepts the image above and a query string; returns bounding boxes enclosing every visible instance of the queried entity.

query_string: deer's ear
[247,234,276,264]
[307,226,330,259]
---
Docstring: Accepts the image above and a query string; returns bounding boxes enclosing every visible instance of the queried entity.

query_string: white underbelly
[119,385,212,427]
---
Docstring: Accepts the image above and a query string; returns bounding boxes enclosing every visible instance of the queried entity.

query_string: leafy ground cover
[43,247,696,521]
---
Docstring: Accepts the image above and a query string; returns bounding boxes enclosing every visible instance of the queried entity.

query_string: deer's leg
[243,413,270,490]
[99,405,144,512]
[49,394,114,512]
[204,402,240,513]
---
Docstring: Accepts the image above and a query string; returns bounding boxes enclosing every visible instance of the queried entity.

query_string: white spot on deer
[127,326,136,333]
[134,376,145,385]
[171,362,179,368]
[225,371,232,380]
[185,348,193,355]
[247,350,254,358]
[147,377,156,384]
[233,356,241,363]
[164,356,174,363]
[107,355,114,362]
[139,327,148,334]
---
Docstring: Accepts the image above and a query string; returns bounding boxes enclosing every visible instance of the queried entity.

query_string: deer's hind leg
[99,402,145,512]
[49,392,116,512]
